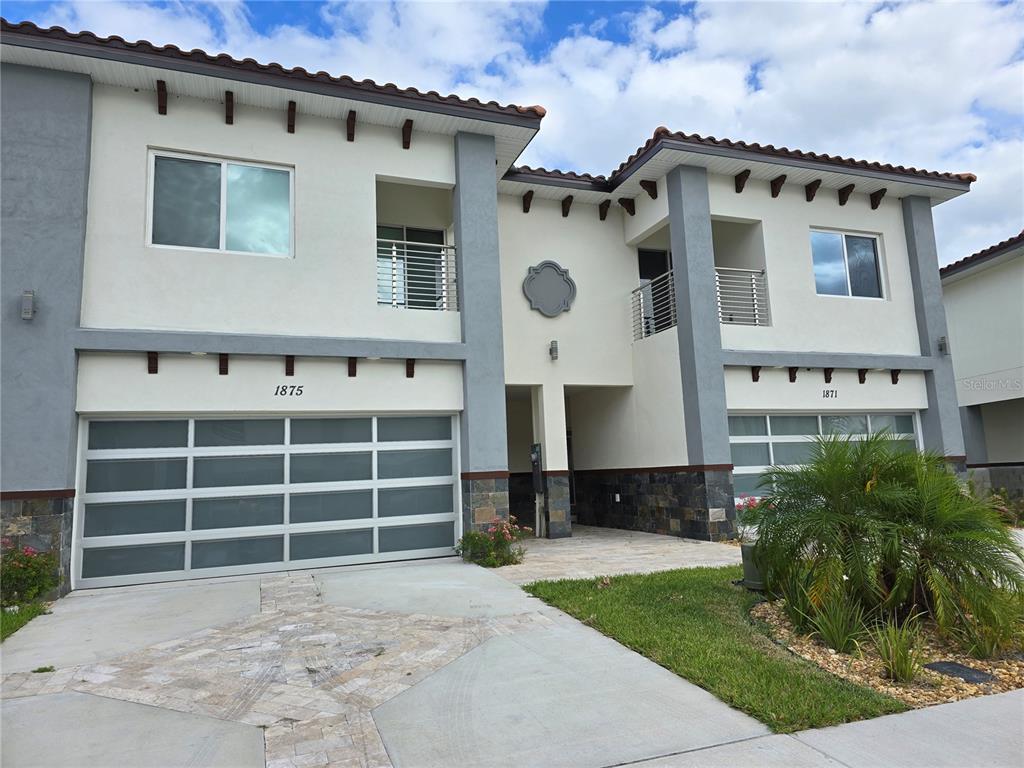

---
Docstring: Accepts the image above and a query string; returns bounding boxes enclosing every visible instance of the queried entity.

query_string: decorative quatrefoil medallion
[522,261,577,317]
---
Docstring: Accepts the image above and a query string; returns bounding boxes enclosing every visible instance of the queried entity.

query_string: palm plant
[753,433,1024,649]
[752,433,915,610]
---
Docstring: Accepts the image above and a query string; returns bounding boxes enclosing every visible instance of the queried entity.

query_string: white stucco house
[0,20,978,591]
[941,232,1024,497]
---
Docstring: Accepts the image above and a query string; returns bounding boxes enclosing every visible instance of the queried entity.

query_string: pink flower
[22,546,37,556]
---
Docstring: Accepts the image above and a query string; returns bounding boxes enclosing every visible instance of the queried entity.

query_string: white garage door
[74,415,459,588]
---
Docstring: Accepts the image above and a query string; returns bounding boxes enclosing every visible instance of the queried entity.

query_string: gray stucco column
[1,65,92,492]
[453,132,509,529]
[1,65,92,597]
[960,405,988,464]
[903,196,966,459]
[665,165,731,467]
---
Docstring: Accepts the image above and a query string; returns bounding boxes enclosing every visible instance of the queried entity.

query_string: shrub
[778,565,816,634]
[456,516,531,568]
[1,540,59,607]
[989,488,1023,528]
[756,434,1024,652]
[871,614,924,682]
[809,590,866,654]
[948,591,1024,659]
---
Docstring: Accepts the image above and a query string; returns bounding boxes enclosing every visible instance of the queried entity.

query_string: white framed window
[729,411,920,497]
[147,150,294,257]
[810,229,884,299]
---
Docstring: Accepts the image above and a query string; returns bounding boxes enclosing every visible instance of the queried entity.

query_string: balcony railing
[376,238,458,311]
[715,267,769,326]
[631,270,677,340]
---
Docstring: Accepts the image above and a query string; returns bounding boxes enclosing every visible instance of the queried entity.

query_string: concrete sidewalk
[631,690,1024,768]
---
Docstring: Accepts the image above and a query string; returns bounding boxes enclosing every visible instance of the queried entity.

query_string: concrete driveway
[2,538,1021,768]
[2,557,767,768]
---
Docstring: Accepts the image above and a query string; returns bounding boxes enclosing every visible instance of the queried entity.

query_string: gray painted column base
[1,496,73,598]
[574,469,737,542]
[544,475,572,539]
[461,478,510,534]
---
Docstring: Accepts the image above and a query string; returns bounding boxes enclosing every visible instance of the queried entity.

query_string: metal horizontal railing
[377,238,458,311]
[631,270,677,340]
[716,267,770,326]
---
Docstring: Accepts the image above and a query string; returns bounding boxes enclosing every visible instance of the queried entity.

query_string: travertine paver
[2,571,552,768]
[495,524,741,584]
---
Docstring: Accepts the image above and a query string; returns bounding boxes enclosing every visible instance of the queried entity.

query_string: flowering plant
[735,495,762,543]
[1,539,58,606]
[456,515,532,567]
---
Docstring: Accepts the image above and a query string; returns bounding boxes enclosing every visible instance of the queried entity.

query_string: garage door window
[78,416,458,587]
[729,412,918,498]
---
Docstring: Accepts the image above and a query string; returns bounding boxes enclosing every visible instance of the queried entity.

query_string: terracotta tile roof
[506,126,976,191]
[0,19,546,122]
[940,230,1024,278]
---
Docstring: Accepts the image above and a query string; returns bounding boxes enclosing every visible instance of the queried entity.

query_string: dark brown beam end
[734,169,751,194]
[147,351,159,374]
[224,90,234,125]
[287,101,296,133]
[561,195,573,218]
[402,119,413,149]
[788,366,798,383]
[751,365,761,382]
[598,199,611,221]
[348,357,358,377]
[346,110,356,142]
[891,369,901,385]
[285,355,295,376]
[869,188,887,210]
[824,367,834,384]
[618,197,635,216]
[805,179,822,202]
[639,180,658,200]
[770,174,787,198]
[156,80,167,115]
[406,358,416,378]
[838,184,855,206]
[522,190,534,213]
[219,353,229,375]
[858,368,868,384]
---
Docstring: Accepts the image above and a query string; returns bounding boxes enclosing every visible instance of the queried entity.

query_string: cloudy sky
[4,0,1022,264]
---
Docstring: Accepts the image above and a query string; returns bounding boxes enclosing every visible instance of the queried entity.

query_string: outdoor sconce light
[549,340,559,361]
[20,290,35,321]
[938,335,950,356]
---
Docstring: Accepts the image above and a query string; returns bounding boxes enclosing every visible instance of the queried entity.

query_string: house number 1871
[822,389,839,399]
[274,385,304,396]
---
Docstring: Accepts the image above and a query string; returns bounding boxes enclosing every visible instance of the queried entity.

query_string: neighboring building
[941,232,1024,498]
[1,20,974,591]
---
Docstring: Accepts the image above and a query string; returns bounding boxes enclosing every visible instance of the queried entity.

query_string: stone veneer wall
[0,496,73,598]
[461,477,510,533]
[970,465,1024,501]
[544,475,572,539]
[573,468,736,541]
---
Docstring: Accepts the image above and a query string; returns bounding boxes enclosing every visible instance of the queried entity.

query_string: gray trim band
[72,328,467,360]
[1,35,542,130]
[721,349,939,371]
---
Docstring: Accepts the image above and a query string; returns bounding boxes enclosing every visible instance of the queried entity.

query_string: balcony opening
[631,226,675,340]
[712,218,769,326]
[375,179,457,311]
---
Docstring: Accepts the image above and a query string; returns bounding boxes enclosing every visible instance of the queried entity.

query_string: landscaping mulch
[752,600,1024,708]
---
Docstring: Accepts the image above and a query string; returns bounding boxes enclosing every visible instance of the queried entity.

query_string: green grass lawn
[1,603,47,641]
[525,565,905,733]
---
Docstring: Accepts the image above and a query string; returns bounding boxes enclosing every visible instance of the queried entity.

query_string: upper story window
[149,151,293,257]
[810,230,883,299]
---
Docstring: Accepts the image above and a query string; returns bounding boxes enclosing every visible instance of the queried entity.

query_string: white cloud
[23,0,1024,263]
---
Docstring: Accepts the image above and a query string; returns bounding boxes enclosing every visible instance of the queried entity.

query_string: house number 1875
[274,385,304,396]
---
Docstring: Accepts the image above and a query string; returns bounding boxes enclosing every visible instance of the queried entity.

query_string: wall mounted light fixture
[20,290,35,320]
[549,340,559,361]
